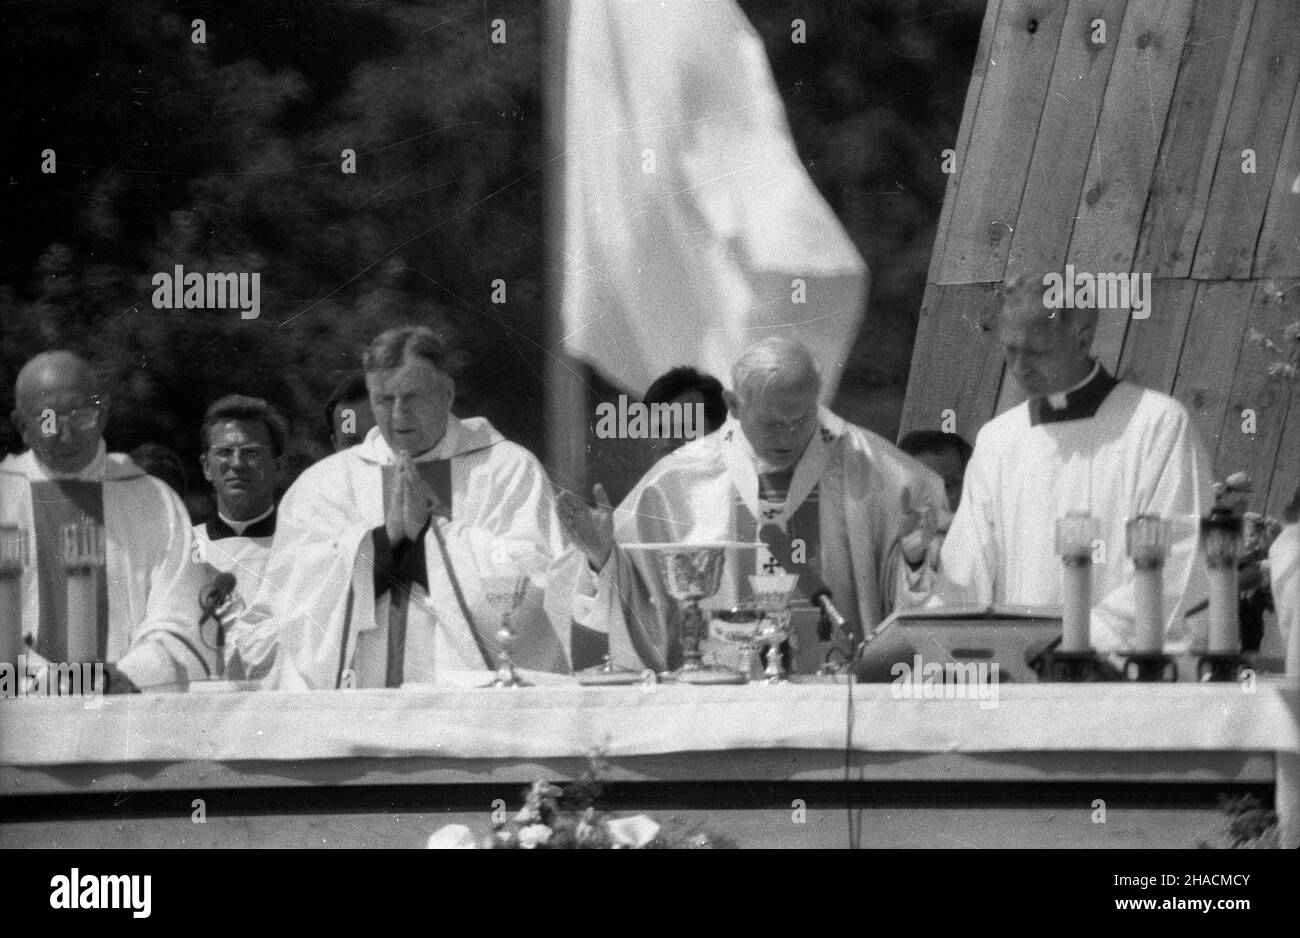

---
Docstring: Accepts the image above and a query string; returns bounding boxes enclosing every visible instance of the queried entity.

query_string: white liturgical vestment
[237,418,572,688]
[933,368,1213,652]
[0,444,214,688]
[570,408,947,671]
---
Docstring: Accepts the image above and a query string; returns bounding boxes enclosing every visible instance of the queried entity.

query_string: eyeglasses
[207,446,273,467]
[26,403,102,435]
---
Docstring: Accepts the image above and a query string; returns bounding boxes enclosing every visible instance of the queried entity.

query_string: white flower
[605,815,660,849]
[426,824,478,849]
[517,823,553,849]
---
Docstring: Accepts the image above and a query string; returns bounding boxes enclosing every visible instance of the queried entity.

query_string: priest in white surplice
[237,327,571,688]
[1,351,214,692]
[556,338,947,672]
[916,299,1213,653]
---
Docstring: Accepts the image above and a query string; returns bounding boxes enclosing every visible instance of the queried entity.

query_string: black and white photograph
[0,0,1298,892]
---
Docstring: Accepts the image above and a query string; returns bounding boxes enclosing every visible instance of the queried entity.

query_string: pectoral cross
[762,556,781,574]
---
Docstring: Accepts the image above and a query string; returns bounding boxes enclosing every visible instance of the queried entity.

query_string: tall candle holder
[1036,512,1104,682]
[1197,507,1247,681]
[0,526,28,668]
[1121,514,1177,682]
[62,519,105,665]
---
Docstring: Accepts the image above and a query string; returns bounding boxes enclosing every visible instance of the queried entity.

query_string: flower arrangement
[426,752,736,850]
[1246,306,1300,380]
[1196,793,1279,849]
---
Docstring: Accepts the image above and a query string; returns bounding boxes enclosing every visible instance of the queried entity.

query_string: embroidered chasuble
[29,481,108,662]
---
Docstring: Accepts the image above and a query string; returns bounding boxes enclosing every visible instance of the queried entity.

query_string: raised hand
[898,486,937,568]
[557,482,616,569]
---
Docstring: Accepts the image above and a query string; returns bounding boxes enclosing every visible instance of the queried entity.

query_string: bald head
[15,351,99,411]
[11,351,109,474]
[725,337,821,471]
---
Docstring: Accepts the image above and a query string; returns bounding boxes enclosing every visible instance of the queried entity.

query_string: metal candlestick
[1198,506,1247,682]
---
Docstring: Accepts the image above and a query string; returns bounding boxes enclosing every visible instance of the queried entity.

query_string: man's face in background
[201,418,278,518]
[914,446,966,512]
[366,357,453,458]
[331,397,377,451]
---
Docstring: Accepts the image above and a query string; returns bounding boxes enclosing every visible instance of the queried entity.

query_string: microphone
[198,572,238,628]
[199,572,237,680]
[758,523,848,640]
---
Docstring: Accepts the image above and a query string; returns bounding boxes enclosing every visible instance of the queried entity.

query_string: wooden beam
[1211,280,1300,500]
[897,282,1004,442]
[1266,373,1300,520]
[936,0,1067,284]
[1115,278,1197,393]
[1134,0,1256,278]
[1253,75,1300,278]
[1170,280,1256,456]
[1066,0,1195,276]
[1002,0,1127,283]
[924,0,1007,287]
[1190,0,1300,280]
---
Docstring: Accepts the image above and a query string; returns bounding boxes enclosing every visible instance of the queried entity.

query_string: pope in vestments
[1,352,213,691]
[921,300,1213,652]
[557,337,947,672]
[238,327,571,688]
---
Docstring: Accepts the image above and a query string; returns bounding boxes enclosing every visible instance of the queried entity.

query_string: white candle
[1056,513,1097,653]
[1061,562,1092,653]
[1133,567,1164,653]
[1206,564,1239,654]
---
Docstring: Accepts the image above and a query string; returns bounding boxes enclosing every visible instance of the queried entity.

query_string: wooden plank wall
[901,0,1300,518]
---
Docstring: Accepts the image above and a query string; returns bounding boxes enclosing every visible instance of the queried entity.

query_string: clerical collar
[208,504,277,540]
[1029,363,1119,426]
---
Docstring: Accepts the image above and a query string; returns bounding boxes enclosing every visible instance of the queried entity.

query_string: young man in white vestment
[1,351,214,692]
[191,395,289,676]
[910,294,1214,655]
[236,327,574,688]
[556,337,948,673]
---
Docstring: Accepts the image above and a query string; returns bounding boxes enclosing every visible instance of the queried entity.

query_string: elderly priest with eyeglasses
[556,337,948,673]
[0,351,214,693]
[237,326,575,688]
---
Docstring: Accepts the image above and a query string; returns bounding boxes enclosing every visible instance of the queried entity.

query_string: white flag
[558,0,869,400]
